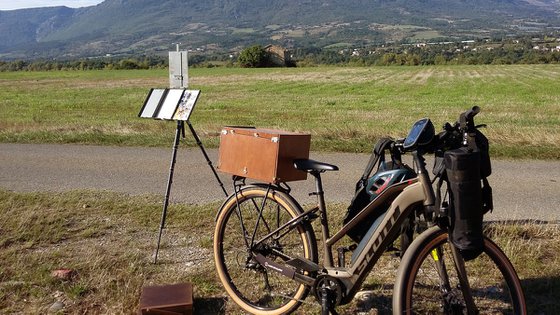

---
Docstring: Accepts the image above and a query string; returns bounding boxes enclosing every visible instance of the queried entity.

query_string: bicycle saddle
[293,159,339,173]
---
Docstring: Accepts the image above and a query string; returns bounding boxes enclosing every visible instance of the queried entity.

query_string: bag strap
[356,137,394,191]
[432,162,448,219]
[482,177,493,213]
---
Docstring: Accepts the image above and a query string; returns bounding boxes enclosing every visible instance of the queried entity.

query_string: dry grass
[0,190,219,314]
[484,222,560,314]
[0,191,558,314]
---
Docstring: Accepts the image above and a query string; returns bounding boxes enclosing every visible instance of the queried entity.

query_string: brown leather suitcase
[218,127,310,183]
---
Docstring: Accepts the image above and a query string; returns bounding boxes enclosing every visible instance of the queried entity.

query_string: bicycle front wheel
[393,226,526,314]
[214,185,317,315]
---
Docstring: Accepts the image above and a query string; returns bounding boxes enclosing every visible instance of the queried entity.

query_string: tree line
[2,37,560,71]
[292,38,560,66]
[0,56,169,72]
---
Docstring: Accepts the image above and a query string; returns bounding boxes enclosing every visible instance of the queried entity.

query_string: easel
[138,46,228,264]
[153,120,228,263]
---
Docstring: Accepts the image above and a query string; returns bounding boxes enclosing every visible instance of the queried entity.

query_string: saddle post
[293,158,339,267]
[310,170,334,268]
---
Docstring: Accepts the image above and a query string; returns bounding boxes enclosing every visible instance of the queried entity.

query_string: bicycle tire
[213,186,317,315]
[393,226,526,314]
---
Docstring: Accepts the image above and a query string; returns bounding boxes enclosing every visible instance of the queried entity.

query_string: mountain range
[1,0,559,59]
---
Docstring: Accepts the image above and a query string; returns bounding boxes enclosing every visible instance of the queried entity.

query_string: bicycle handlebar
[464,105,480,121]
[459,105,480,132]
[396,106,483,211]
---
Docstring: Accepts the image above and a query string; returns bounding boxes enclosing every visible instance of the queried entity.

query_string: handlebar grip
[459,106,480,130]
[465,106,480,120]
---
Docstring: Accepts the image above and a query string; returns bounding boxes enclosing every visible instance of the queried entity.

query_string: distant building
[264,45,292,66]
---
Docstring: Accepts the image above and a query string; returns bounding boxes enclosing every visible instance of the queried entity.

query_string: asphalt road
[1,143,559,221]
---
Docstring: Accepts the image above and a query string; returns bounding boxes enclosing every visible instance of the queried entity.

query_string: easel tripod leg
[154,121,184,263]
[186,120,228,197]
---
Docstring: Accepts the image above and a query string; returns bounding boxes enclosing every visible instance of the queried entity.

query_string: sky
[0,0,104,10]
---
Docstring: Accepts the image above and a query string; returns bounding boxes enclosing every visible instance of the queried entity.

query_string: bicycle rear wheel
[393,226,526,314]
[213,186,317,315]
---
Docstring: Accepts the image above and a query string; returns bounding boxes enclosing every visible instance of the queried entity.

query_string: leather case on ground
[138,283,193,315]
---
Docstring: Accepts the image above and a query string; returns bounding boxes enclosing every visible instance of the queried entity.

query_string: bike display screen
[403,118,433,150]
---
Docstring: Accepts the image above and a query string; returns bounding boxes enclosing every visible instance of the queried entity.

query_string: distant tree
[9,60,27,71]
[118,59,141,70]
[551,51,560,63]
[406,54,421,66]
[238,45,269,68]
[380,53,397,65]
[434,54,447,65]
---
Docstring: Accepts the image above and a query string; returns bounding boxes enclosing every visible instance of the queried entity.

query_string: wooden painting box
[218,127,311,183]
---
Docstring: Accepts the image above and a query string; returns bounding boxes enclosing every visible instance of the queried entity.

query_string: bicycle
[213,107,526,314]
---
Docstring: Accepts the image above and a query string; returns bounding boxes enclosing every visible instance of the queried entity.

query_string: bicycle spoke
[395,227,525,314]
[250,196,273,233]
[249,186,271,248]
[214,187,316,314]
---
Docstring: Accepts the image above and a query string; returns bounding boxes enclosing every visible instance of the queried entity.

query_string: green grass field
[1,65,559,158]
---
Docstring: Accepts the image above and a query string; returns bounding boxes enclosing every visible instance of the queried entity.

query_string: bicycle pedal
[286,257,321,272]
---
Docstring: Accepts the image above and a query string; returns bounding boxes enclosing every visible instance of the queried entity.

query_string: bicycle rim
[214,187,316,315]
[394,226,526,314]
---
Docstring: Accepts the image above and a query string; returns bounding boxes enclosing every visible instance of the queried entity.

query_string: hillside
[1,0,559,59]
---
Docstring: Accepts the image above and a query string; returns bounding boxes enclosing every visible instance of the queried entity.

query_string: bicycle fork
[431,242,479,315]
[449,242,479,315]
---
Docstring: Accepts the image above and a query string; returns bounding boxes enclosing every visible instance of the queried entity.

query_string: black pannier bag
[444,147,486,261]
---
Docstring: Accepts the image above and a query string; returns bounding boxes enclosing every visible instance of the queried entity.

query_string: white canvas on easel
[158,89,184,119]
[139,89,166,118]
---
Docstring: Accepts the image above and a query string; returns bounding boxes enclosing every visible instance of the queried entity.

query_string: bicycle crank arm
[254,254,315,286]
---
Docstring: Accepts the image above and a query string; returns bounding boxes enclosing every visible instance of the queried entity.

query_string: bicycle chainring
[313,275,344,307]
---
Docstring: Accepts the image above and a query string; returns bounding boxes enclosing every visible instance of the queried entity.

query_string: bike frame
[232,152,433,305]
[310,169,427,304]
[333,182,425,303]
